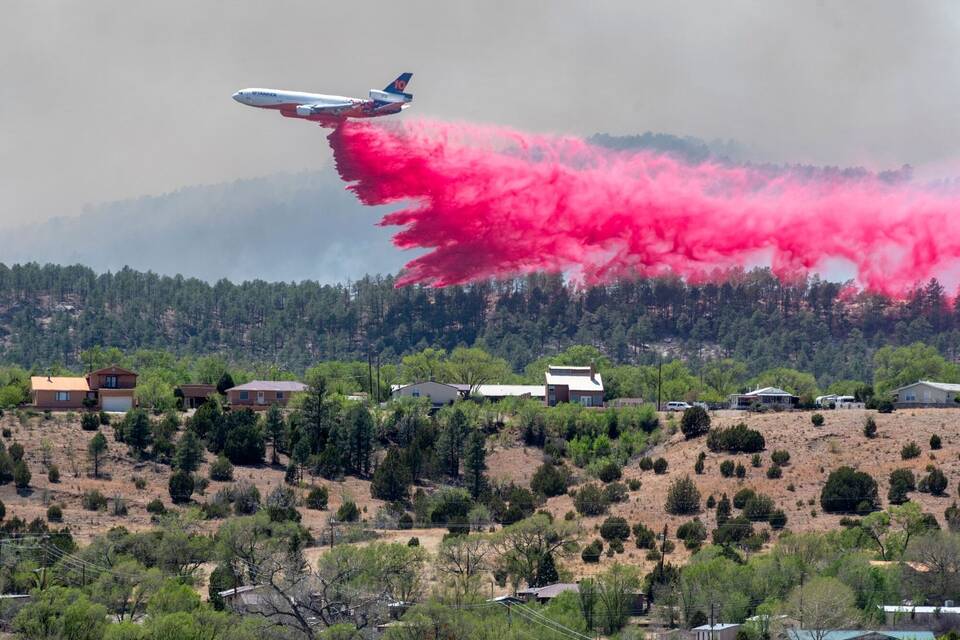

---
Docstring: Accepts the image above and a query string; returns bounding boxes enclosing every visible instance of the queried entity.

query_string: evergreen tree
[464,428,487,498]
[215,372,235,395]
[88,432,108,478]
[189,398,223,442]
[437,406,469,479]
[263,404,286,466]
[716,493,732,526]
[173,430,204,473]
[299,377,333,454]
[122,409,153,458]
[346,403,374,476]
[370,447,412,501]
[534,552,559,587]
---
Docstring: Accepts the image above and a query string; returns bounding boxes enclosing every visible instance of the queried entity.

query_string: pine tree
[263,404,286,465]
[716,493,732,526]
[464,428,487,498]
[300,377,333,454]
[123,409,153,458]
[534,552,559,587]
[371,447,412,501]
[173,430,204,473]
[437,406,468,479]
[88,432,108,478]
[346,404,374,476]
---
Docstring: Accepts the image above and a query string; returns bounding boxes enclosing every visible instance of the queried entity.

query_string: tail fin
[384,72,413,94]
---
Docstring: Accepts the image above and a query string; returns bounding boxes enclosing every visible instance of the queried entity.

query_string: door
[101,395,133,412]
[257,391,266,405]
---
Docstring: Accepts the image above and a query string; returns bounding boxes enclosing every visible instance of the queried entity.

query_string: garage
[101,395,133,412]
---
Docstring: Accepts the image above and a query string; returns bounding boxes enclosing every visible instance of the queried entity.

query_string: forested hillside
[0,263,957,386]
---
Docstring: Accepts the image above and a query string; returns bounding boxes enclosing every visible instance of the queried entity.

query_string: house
[786,631,934,640]
[390,381,462,408]
[693,624,741,640]
[729,386,799,410]
[545,366,604,407]
[225,381,306,409]
[816,395,865,410]
[30,365,138,412]
[892,381,960,408]
[30,376,95,410]
[176,383,217,410]
[218,585,269,614]
[879,604,960,628]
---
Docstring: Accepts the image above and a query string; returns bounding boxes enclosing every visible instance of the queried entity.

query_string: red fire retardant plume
[327,119,960,295]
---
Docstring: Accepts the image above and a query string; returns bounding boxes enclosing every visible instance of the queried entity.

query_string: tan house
[225,381,306,409]
[892,381,960,408]
[30,365,138,412]
[544,365,604,407]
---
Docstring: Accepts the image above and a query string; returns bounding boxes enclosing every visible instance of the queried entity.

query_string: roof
[694,624,740,631]
[227,380,307,392]
[880,605,960,614]
[520,583,580,599]
[178,384,216,396]
[391,381,462,393]
[786,631,935,640]
[741,386,795,397]
[893,380,960,393]
[30,376,90,392]
[218,585,261,598]
[545,367,604,392]
[89,366,137,377]
[449,384,546,397]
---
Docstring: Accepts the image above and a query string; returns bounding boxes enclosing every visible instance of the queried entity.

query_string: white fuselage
[232,88,361,109]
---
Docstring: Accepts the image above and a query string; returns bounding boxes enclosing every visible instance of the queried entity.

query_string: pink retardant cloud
[327,119,960,296]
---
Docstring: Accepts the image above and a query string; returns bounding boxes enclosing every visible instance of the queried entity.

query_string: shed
[694,623,741,640]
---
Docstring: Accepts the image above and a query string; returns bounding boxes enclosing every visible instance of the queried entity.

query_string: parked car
[665,401,692,411]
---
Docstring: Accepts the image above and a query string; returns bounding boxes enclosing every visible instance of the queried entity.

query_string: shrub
[706,495,716,509]
[46,504,62,522]
[876,399,895,414]
[820,466,879,514]
[47,464,60,483]
[168,470,195,504]
[769,509,788,529]
[901,442,922,460]
[694,457,704,475]
[233,483,261,515]
[99,410,110,425]
[209,455,234,481]
[627,478,641,491]
[13,460,30,490]
[602,482,629,504]
[888,468,916,504]
[336,500,360,522]
[132,476,147,490]
[266,485,300,523]
[863,417,878,438]
[8,443,24,463]
[751,454,762,468]
[719,460,735,478]
[531,462,570,497]
[306,485,329,510]
[407,537,419,547]
[632,523,656,548]
[639,456,653,471]
[112,494,128,517]
[771,450,790,466]
[83,489,108,511]
[716,493,732,525]
[0,429,8,438]
[767,465,783,480]
[653,457,668,474]
[811,413,825,427]
[599,516,630,541]
[732,487,756,509]
[931,434,943,450]
[645,548,661,561]
[743,494,774,521]
[593,458,622,483]
[664,476,701,515]
[146,498,166,515]
[707,423,765,453]
[676,518,707,549]
[735,463,746,479]
[920,467,948,496]
[80,413,100,431]
[609,539,624,554]
[680,406,711,439]
[581,539,603,563]
[574,482,608,516]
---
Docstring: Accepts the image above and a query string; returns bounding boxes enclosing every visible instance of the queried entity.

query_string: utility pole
[376,354,381,404]
[710,602,716,640]
[367,352,373,401]
[799,572,805,630]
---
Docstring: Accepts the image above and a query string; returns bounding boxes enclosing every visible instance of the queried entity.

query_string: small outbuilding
[693,624,741,640]
[729,386,799,410]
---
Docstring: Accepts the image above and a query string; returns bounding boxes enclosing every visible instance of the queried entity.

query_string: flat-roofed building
[545,365,604,407]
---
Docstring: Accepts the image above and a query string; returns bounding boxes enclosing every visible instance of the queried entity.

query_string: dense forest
[0,262,957,387]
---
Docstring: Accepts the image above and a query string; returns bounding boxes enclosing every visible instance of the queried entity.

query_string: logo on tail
[385,72,413,94]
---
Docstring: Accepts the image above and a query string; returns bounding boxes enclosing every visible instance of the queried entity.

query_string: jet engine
[295,105,315,117]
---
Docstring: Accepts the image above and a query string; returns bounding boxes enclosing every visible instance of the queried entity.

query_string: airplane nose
[232,91,243,102]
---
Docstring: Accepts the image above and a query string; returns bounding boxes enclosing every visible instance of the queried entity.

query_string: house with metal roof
[728,386,799,410]
[879,604,960,628]
[693,623,741,640]
[786,631,934,640]
[545,366,604,407]
[390,381,462,408]
[892,381,960,408]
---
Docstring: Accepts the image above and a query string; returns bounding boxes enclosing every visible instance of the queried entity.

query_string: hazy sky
[3,1,960,226]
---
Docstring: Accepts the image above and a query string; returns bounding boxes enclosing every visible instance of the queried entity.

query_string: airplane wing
[295,102,354,116]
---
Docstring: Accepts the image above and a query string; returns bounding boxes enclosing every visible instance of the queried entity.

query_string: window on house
[239,391,249,401]
[104,375,118,388]
[276,392,284,400]
[55,391,70,401]
[412,390,420,398]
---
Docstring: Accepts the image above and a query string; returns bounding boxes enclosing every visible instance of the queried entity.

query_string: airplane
[232,73,413,125]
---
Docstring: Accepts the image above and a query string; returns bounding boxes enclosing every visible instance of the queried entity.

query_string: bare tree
[784,577,859,640]
[437,536,490,606]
